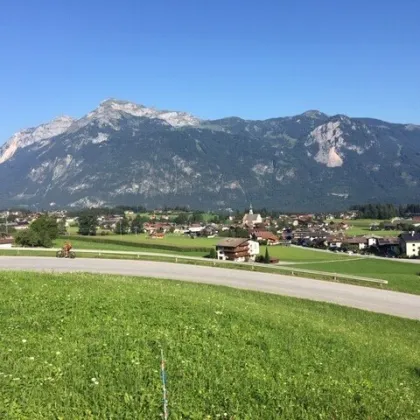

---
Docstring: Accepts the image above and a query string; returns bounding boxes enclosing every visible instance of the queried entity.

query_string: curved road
[1,256,419,320]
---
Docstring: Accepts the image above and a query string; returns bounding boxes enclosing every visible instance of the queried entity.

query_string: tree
[58,218,67,235]
[31,215,59,240]
[78,213,98,236]
[175,212,189,225]
[114,217,129,235]
[190,212,204,223]
[131,215,148,234]
[209,248,217,259]
[264,247,270,264]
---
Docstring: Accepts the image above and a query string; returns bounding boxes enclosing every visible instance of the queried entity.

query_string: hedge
[61,236,212,253]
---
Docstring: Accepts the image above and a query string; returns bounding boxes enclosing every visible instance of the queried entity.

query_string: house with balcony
[216,238,259,262]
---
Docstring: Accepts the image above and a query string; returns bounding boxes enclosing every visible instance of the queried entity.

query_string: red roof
[254,231,279,241]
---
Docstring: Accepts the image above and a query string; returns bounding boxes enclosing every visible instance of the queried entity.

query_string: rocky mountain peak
[86,98,201,128]
[0,115,75,164]
[301,110,328,119]
[1,101,420,211]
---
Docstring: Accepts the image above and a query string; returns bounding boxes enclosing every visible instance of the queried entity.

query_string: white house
[399,232,420,257]
[364,235,381,248]
[216,238,259,262]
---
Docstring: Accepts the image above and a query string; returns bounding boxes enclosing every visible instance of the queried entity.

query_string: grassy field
[53,238,207,257]
[1,272,419,419]
[289,258,420,295]
[55,236,353,262]
[333,218,401,237]
[93,233,220,247]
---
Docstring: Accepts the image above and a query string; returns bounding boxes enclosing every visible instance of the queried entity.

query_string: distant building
[0,236,13,248]
[252,230,280,245]
[242,205,262,228]
[216,238,259,262]
[399,232,420,257]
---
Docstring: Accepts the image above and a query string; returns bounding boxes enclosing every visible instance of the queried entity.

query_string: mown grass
[57,235,353,262]
[53,238,206,257]
[260,245,350,262]
[347,228,401,237]
[290,258,420,295]
[333,218,401,237]
[0,271,419,419]
[89,233,220,247]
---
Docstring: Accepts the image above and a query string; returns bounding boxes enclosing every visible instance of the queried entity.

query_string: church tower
[249,203,253,215]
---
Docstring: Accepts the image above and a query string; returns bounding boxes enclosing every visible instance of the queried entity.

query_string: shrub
[255,255,265,263]
[209,248,217,259]
[14,230,52,248]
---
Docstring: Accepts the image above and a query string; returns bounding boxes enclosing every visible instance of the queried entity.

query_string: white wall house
[216,238,259,262]
[400,232,420,257]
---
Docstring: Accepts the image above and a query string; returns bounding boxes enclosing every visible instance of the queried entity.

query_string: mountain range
[1,99,420,211]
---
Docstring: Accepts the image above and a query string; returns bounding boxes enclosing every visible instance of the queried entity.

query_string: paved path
[1,256,419,320]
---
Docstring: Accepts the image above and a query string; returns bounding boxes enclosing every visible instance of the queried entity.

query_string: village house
[376,237,400,255]
[216,238,259,262]
[293,229,327,241]
[184,224,205,236]
[343,236,368,250]
[144,222,172,234]
[251,230,280,245]
[0,236,14,248]
[325,235,344,249]
[363,235,381,248]
[399,232,420,257]
[242,205,263,228]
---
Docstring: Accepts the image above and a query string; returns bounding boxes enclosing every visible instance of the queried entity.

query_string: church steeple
[249,203,253,215]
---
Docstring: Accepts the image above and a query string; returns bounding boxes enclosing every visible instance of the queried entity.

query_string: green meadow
[0,271,419,419]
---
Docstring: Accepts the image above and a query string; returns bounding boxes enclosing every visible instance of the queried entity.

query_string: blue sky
[0,0,419,143]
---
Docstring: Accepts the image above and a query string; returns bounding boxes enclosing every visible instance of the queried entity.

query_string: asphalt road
[1,256,419,320]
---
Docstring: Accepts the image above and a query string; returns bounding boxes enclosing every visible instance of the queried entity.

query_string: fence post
[175,257,178,263]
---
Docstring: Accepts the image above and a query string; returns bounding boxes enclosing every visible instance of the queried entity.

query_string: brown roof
[344,236,367,244]
[254,231,279,241]
[377,237,400,246]
[216,238,249,248]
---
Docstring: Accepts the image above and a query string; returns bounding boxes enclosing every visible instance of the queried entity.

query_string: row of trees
[350,203,420,219]
[77,213,151,236]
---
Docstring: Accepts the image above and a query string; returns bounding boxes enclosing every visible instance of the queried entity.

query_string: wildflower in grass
[91,377,99,385]
[56,351,61,355]
[29,356,35,361]
[22,339,27,343]
[215,311,223,315]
